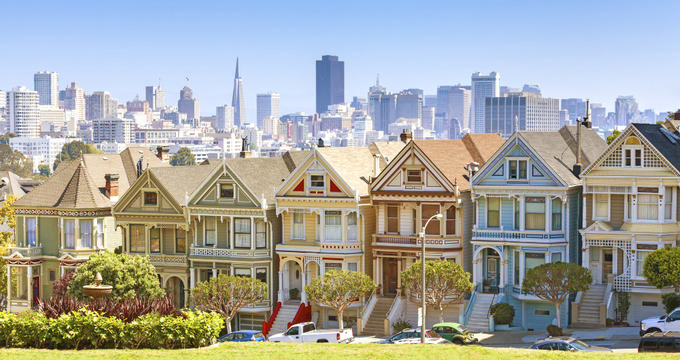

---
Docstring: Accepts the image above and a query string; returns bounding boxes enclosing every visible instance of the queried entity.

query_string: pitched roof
[0,171,40,200]
[631,123,680,173]
[414,134,505,190]
[149,163,219,206]
[225,156,303,204]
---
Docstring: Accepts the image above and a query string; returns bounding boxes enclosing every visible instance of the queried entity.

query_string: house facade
[470,126,606,331]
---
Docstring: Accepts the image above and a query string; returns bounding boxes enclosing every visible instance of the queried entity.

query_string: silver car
[530,337,611,352]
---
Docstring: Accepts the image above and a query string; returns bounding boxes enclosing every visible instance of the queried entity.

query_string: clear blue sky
[3,0,679,117]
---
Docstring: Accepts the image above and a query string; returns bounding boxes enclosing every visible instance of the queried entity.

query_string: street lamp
[420,212,443,344]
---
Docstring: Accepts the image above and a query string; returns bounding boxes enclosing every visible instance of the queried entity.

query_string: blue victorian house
[465,125,606,331]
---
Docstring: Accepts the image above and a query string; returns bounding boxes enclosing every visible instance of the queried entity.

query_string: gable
[113,171,182,214]
[372,143,453,193]
[190,163,260,208]
[277,151,355,198]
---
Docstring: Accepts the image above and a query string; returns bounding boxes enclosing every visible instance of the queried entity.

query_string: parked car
[640,307,680,335]
[530,337,611,352]
[268,322,354,343]
[378,328,451,344]
[218,330,265,342]
[432,322,478,345]
[638,332,680,352]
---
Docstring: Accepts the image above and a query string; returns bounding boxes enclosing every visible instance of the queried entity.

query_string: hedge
[0,309,223,349]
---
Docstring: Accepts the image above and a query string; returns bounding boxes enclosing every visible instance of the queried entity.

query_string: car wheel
[645,328,661,335]
[453,339,464,345]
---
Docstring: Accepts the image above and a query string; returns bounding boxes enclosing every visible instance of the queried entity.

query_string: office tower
[262,115,279,136]
[34,71,59,106]
[39,105,66,132]
[643,109,656,124]
[216,105,234,130]
[395,91,422,125]
[256,92,280,128]
[316,55,344,114]
[590,103,607,129]
[64,82,85,122]
[6,86,40,138]
[559,109,570,127]
[437,86,471,130]
[368,92,397,133]
[500,86,519,97]
[145,85,165,110]
[404,88,424,96]
[424,95,437,108]
[350,96,367,111]
[92,116,134,144]
[352,110,373,146]
[522,84,541,94]
[86,91,117,120]
[560,98,587,124]
[178,86,200,124]
[471,72,500,133]
[615,96,638,127]
[422,105,435,130]
[485,92,559,136]
[231,58,246,126]
[126,97,151,124]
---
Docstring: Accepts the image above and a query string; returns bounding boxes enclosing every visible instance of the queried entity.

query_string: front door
[486,256,499,291]
[602,249,613,283]
[383,258,398,295]
[32,276,40,305]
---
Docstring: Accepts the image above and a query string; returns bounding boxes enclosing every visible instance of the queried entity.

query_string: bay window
[594,194,609,219]
[292,211,304,239]
[525,252,545,270]
[636,244,657,276]
[150,228,160,253]
[96,220,104,248]
[26,218,36,246]
[234,218,251,248]
[64,220,75,248]
[525,197,545,230]
[637,187,658,221]
[665,186,674,220]
[387,206,399,233]
[552,198,562,231]
[176,228,186,253]
[347,212,357,241]
[204,217,216,246]
[130,224,145,253]
[80,220,92,248]
[325,210,342,242]
[256,221,266,248]
[446,206,456,235]
[487,197,500,228]
[422,204,440,235]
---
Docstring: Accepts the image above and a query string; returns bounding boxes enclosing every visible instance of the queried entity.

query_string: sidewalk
[477,326,640,346]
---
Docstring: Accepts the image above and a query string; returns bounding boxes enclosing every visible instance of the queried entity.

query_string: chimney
[156,145,169,161]
[318,138,325,147]
[240,136,252,158]
[467,162,479,179]
[373,154,382,178]
[583,99,592,129]
[105,173,120,201]
[573,116,583,177]
[400,128,413,143]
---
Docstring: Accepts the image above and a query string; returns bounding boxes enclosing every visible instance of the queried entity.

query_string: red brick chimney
[105,173,120,200]
[156,146,169,161]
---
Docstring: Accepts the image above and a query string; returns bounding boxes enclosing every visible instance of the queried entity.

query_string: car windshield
[456,325,471,335]
[570,340,590,350]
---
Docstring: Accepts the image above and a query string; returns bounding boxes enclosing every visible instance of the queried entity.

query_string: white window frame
[664,186,676,222]
[80,220,93,248]
[234,218,251,248]
[507,158,528,180]
[622,145,643,168]
[292,211,305,240]
[204,217,216,246]
[634,242,658,278]
[218,183,235,200]
[26,217,37,246]
[324,210,342,242]
[309,174,325,189]
[256,221,267,249]
[593,193,610,221]
[64,219,75,249]
[405,169,423,184]
[347,212,358,242]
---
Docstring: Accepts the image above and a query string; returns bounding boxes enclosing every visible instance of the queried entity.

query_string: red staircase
[287,302,311,329]
[262,301,282,337]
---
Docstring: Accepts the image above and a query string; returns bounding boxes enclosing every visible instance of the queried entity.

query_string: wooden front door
[602,249,613,283]
[383,258,398,295]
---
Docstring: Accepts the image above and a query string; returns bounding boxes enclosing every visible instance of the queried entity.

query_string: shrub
[0,309,222,349]
[662,294,680,314]
[392,319,413,333]
[36,295,183,322]
[546,324,563,336]
[489,303,515,325]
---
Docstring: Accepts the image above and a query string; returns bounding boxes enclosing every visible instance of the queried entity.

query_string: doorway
[32,276,40,305]
[485,248,500,292]
[602,249,613,283]
[383,258,398,295]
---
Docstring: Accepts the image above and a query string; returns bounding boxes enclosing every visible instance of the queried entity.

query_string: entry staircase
[466,293,495,332]
[362,296,394,336]
[574,284,607,327]
[268,303,300,335]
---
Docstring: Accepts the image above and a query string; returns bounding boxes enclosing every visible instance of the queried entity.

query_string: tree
[38,164,51,178]
[169,147,196,166]
[67,251,165,300]
[53,140,100,171]
[304,270,375,329]
[606,130,621,144]
[0,195,17,309]
[0,144,33,178]
[643,247,680,294]
[192,274,267,333]
[401,260,473,323]
[521,262,592,328]
[0,132,17,145]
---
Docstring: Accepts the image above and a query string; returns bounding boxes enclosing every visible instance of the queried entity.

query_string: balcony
[189,246,270,258]
[372,234,460,249]
[148,254,187,266]
[7,245,42,258]
[472,229,565,243]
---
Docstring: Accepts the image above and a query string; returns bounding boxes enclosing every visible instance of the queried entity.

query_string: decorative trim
[16,209,111,216]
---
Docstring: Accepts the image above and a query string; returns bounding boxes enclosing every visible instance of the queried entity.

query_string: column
[397,257,402,293]
[250,217,255,251]
[75,219,80,249]
[519,251,526,287]
[341,211,346,243]
[27,266,32,304]
[230,217,235,249]
[300,270,307,303]
[544,196,550,232]
[6,265,10,308]
[582,194,587,228]
[519,196,525,231]
[278,270,284,302]
[189,267,195,288]
[212,263,217,279]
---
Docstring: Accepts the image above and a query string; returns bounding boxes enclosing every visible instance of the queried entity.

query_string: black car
[638,333,680,352]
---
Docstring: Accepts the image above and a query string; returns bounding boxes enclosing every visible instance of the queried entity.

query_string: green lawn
[0,343,670,360]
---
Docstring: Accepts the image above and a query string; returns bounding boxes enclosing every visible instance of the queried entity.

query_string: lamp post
[420,213,443,344]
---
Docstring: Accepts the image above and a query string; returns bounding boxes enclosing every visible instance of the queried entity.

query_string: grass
[0,343,672,360]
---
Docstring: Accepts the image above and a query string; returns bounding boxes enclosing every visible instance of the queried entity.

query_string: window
[234,268,250,277]
[204,217,216,246]
[508,160,527,180]
[292,211,304,239]
[525,197,545,230]
[234,219,251,248]
[96,220,104,248]
[446,206,456,235]
[487,197,500,228]
[594,194,608,219]
[642,301,658,307]
[526,252,545,270]
[411,209,417,235]
[514,198,520,230]
[324,262,342,273]
[551,252,562,263]
[492,165,504,176]
[149,228,160,253]
[638,187,659,221]
[552,198,562,231]
[219,184,234,199]
[176,228,186,253]
[130,224,145,253]
[256,221,266,248]
[64,220,75,248]
[347,212,357,241]
[387,206,399,233]
[325,210,342,241]
[310,175,324,188]
[532,165,544,177]
[26,218,36,246]
[256,268,267,285]
[637,244,657,276]
[406,170,422,183]
[80,220,92,248]
[623,143,643,167]
[665,186,674,220]
[348,263,358,272]
[144,191,157,206]
[514,251,520,285]
[422,204,440,235]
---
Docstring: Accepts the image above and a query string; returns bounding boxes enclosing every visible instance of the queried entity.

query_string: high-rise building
[231,58,246,126]
[590,103,607,129]
[643,109,656,124]
[559,109,570,127]
[262,115,279,137]
[395,91,422,125]
[315,55,344,114]
[256,92,280,128]
[522,84,541,94]
[436,86,471,130]
[422,105,435,130]
[352,110,373,146]
[64,82,85,122]
[615,96,639,127]
[178,86,200,124]
[6,86,40,138]
[560,98,587,124]
[216,105,234,130]
[485,92,559,137]
[350,96,367,111]
[34,71,59,106]
[471,72,500,133]
[92,116,133,144]
[86,91,117,120]
[145,85,165,110]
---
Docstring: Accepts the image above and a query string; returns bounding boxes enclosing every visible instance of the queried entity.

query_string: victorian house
[469,125,606,331]
[5,147,166,312]
[361,134,504,335]
[578,123,680,325]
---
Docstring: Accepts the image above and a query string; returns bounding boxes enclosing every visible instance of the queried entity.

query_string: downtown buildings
[316,55,344,114]
[471,72,500,134]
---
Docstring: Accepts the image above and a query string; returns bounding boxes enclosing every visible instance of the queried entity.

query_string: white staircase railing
[360,293,378,328]
[385,296,405,334]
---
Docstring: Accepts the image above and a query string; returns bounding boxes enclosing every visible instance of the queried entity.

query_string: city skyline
[2,1,679,117]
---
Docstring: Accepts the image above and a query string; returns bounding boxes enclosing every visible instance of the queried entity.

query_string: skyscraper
[615,96,639,127]
[436,86,471,130]
[231,58,246,127]
[471,72,500,133]
[178,86,200,124]
[34,71,59,106]
[256,92,280,128]
[216,105,234,130]
[316,55,344,114]
[7,86,40,138]
[86,91,117,120]
[64,82,86,122]
[484,92,559,136]
[145,85,165,110]
[560,98,587,124]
